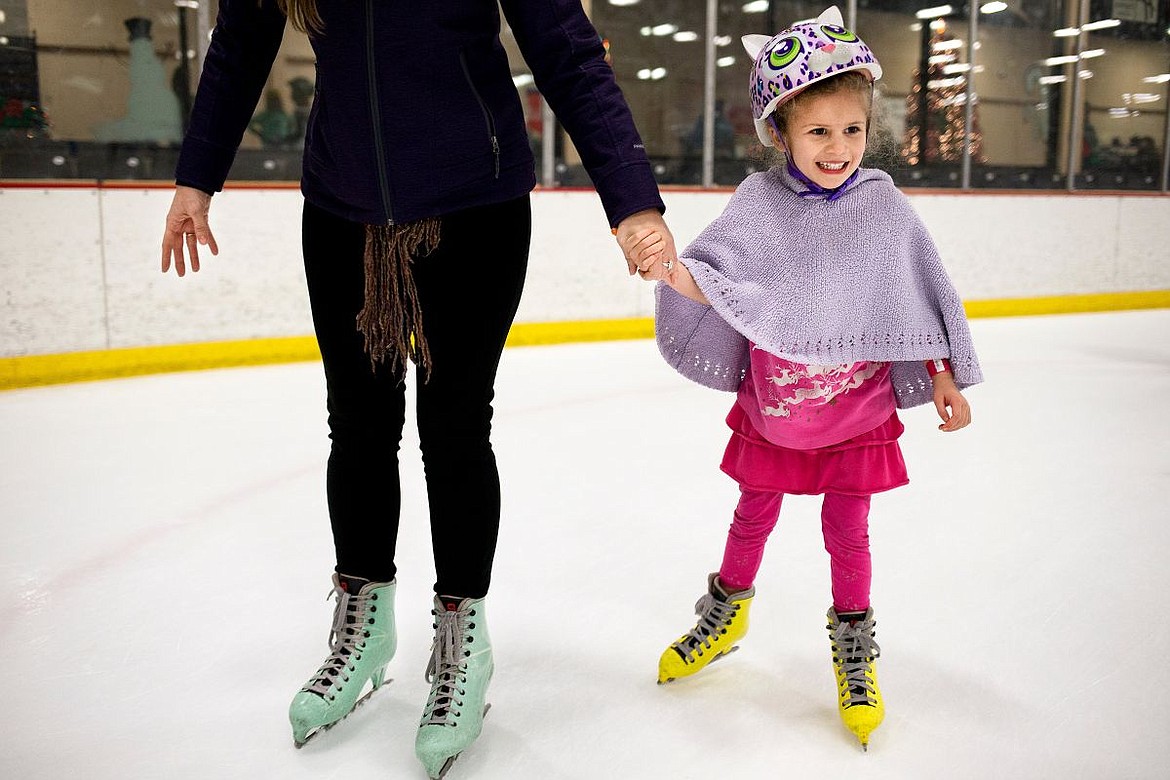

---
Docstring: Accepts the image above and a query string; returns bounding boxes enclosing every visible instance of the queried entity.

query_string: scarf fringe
[356,217,441,379]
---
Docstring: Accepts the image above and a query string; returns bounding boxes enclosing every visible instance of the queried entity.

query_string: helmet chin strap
[784,157,859,202]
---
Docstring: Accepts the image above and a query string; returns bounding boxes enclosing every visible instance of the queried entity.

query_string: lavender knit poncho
[655,165,983,409]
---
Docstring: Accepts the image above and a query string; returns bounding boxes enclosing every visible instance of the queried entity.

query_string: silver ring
[662,260,674,271]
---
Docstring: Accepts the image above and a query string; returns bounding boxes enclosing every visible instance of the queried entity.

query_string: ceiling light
[651,24,678,36]
[743,1,770,12]
[1043,55,1078,66]
[1142,74,1170,83]
[1078,70,1093,79]
[713,35,732,46]
[932,38,964,50]
[651,67,667,80]
[1053,27,1079,37]
[673,31,699,42]
[1038,75,1066,85]
[1082,19,1120,31]
[1123,93,1160,104]
[980,1,1007,12]
[1079,48,1106,58]
[927,77,965,89]
[916,5,954,19]
[717,56,736,67]
[929,54,957,64]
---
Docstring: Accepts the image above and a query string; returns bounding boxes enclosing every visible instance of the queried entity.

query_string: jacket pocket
[458,49,500,179]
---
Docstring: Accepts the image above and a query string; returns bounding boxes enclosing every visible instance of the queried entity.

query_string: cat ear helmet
[742,6,882,148]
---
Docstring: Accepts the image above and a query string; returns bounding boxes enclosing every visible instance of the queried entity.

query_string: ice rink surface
[2,309,1168,779]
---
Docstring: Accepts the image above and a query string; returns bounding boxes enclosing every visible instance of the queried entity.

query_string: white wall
[1,185,1168,358]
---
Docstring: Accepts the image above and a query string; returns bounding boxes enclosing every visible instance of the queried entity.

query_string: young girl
[648,6,982,751]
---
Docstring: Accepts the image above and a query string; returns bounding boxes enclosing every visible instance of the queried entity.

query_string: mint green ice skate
[415,596,493,779]
[289,574,396,747]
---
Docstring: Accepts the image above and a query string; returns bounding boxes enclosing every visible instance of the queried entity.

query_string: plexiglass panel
[0,0,1166,190]
[1076,1,1169,189]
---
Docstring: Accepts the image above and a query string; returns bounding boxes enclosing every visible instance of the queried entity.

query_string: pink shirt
[737,344,897,450]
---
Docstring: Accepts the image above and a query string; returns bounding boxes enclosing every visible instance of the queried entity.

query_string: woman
[159,1,675,776]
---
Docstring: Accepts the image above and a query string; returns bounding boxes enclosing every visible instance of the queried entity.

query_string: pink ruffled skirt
[720,403,909,497]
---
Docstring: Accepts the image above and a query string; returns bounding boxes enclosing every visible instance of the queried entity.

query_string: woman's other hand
[161,185,219,276]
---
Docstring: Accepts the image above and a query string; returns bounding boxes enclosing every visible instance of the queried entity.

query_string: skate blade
[657,645,740,685]
[293,678,393,749]
[430,703,491,779]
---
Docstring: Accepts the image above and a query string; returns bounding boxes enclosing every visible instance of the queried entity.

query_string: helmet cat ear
[817,6,845,27]
[741,34,772,59]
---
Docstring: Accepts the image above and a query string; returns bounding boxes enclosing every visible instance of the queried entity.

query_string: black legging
[302,195,531,598]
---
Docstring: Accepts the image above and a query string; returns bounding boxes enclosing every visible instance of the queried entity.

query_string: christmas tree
[902,23,984,165]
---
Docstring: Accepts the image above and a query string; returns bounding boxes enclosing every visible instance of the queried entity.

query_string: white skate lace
[673,593,738,660]
[831,617,882,707]
[422,604,474,727]
[302,583,377,697]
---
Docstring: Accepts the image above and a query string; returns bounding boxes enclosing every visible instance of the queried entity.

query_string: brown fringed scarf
[356,217,442,378]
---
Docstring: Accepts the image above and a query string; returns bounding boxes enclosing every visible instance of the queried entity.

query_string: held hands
[613,209,677,281]
[931,371,972,432]
[161,185,219,276]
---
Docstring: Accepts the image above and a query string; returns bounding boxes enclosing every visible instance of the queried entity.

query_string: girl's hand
[613,209,677,278]
[161,185,219,277]
[931,372,971,432]
[663,260,709,305]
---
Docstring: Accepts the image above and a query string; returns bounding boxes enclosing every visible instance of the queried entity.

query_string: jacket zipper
[366,0,395,224]
[459,50,500,179]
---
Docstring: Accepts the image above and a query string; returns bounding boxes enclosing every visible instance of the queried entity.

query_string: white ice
[2,310,1168,779]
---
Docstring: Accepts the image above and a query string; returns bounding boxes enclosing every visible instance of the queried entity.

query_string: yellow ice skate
[658,574,754,684]
[827,606,884,751]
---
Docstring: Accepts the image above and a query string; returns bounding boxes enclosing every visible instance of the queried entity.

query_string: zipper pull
[491,135,500,179]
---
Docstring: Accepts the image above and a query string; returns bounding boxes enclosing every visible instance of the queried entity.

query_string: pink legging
[718,488,872,612]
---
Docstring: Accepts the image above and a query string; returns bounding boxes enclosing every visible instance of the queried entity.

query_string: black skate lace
[830,617,881,707]
[674,594,737,661]
[422,604,474,727]
[302,583,377,698]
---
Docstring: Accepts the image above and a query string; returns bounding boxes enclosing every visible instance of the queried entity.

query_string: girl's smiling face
[771,90,869,190]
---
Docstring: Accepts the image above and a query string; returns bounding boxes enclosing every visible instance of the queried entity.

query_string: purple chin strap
[785,158,858,202]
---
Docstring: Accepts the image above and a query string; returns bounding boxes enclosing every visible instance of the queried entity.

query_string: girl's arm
[926,359,971,432]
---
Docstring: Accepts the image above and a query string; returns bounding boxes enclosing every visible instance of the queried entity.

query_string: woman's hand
[613,209,677,279]
[931,372,971,432]
[161,185,219,276]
